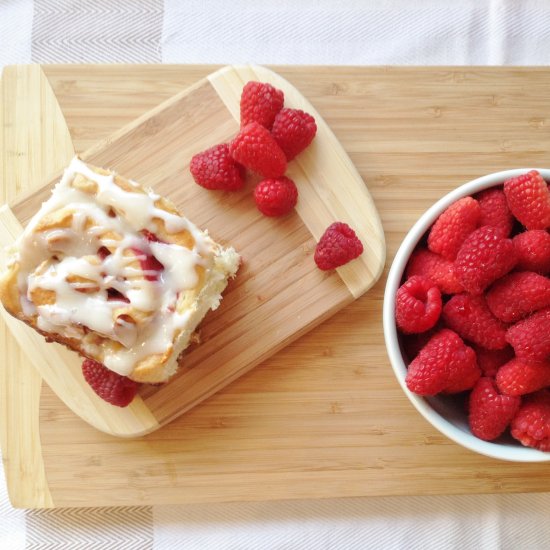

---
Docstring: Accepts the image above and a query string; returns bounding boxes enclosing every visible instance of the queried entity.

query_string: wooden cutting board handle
[1,66,157,507]
[0,64,74,507]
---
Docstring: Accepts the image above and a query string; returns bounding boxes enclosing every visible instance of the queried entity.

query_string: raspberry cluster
[190,80,316,215]
[190,80,363,271]
[396,170,550,451]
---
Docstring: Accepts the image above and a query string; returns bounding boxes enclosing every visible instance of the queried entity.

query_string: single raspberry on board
[486,271,550,323]
[395,275,442,334]
[496,358,550,397]
[427,197,481,260]
[405,248,464,295]
[271,108,317,160]
[473,345,514,378]
[190,143,245,191]
[468,377,520,441]
[454,226,517,294]
[504,170,550,230]
[513,230,550,274]
[406,329,478,396]
[476,187,514,237]
[511,390,550,451]
[314,222,363,270]
[230,122,287,178]
[253,176,298,217]
[240,81,284,129]
[82,359,140,407]
[506,307,550,361]
[442,293,508,350]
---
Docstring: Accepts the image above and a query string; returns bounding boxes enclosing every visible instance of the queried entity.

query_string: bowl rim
[383,168,550,462]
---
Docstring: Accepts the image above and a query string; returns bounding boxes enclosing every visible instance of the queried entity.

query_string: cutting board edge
[3,64,376,439]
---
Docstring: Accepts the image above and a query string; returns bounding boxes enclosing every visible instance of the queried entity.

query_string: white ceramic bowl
[383,168,550,462]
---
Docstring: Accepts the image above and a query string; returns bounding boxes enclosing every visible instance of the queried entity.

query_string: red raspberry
[476,188,514,237]
[496,358,550,397]
[513,230,550,274]
[406,248,464,294]
[473,345,514,378]
[82,359,140,407]
[442,293,508,350]
[253,177,298,217]
[511,390,550,451]
[428,198,480,261]
[395,275,442,334]
[314,222,363,270]
[190,143,245,191]
[271,108,317,161]
[454,226,517,294]
[506,307,550,361]
[230,122,287,178]
[468,377,520,441]
[400,326,440,361]
[97,246,111,260]
[445,348,482,394]
[140,229,163,243]
[240,81,284,129]
[486,271,550,323]
[406,329,479,396]
[130,247,164,282]
[504,170,550,230]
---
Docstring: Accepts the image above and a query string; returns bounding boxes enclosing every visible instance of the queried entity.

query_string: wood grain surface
[4,64,550,508]
[2,65,385,441]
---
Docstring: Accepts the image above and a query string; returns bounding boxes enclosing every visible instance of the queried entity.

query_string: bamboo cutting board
[4,65,550,509]
[0,65,385,439]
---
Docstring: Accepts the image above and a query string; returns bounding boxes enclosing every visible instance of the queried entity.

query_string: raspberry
[405,248,463,294]
[190,143,245,191]
[271,108,317,161]
[504,170,550,230]
[314,222,363,270]
[473,345,514,377]
[468,377,520,441]
[82,359,140,407]
[253,177,298,217]
[97,246,111,260]
[428,197,481,260]
[454,226,517,294]
[406,329,479,396]
[442,293,508,350]
[476,188,514,237]
[140,229,163,244]
[511,390,550,451]
[506,307,550,361]
[496,358,550,397]
[395,275,442,334]
[401,326,440,361]
[240,81,284,129]
[130,247,164,282]
[513,230,550,274]
[486,271,550,323]
[230,122,287,178]
[445,349,482,394]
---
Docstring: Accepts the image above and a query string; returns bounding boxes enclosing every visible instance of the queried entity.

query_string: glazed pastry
[0,157,240,383]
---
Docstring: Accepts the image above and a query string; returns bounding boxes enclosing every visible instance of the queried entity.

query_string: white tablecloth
[2,1,550,548]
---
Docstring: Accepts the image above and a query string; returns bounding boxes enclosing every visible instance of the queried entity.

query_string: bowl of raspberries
[384,168,550,461]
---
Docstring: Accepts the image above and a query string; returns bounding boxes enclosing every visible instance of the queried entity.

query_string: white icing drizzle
[14,157,219,376]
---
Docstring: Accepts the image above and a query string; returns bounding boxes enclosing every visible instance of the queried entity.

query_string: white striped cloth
[3,0,550,548]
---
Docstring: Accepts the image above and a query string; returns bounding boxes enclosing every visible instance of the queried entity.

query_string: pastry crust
[0,157,240,383]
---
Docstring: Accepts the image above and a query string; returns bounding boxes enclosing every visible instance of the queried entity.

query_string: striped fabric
[3,0,550,70]
[3,0,550,548]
